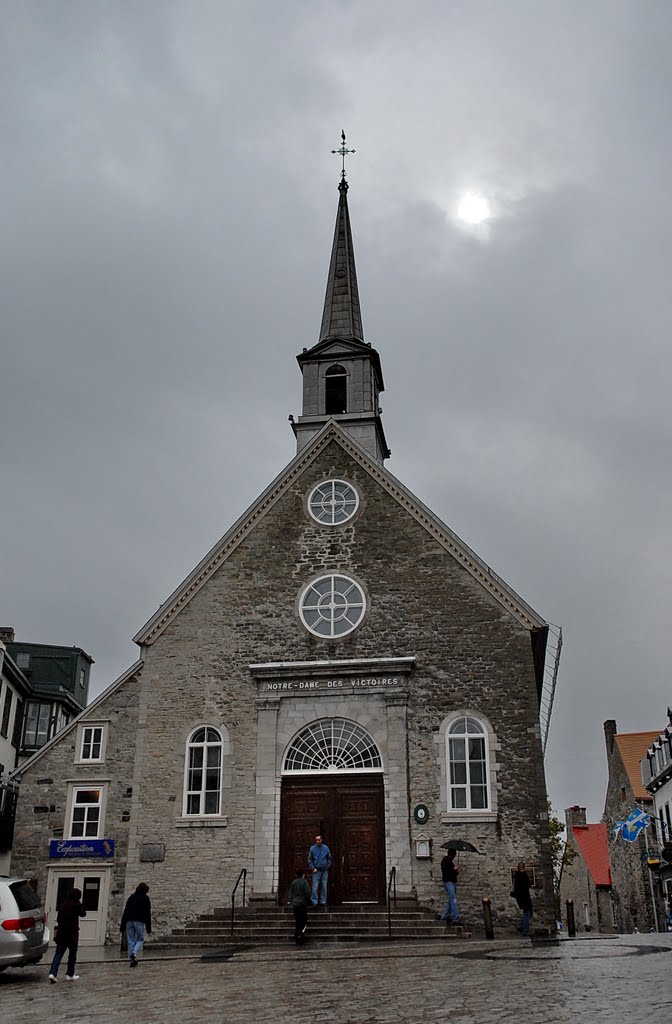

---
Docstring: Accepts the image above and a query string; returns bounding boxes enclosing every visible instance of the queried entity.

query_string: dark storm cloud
[2,1,671,822]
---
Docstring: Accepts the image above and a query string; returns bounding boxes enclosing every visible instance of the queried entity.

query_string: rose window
[299,574,366,638]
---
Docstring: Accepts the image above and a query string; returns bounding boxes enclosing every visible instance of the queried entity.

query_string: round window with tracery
[299,574,366,638]
[308,479,359,525]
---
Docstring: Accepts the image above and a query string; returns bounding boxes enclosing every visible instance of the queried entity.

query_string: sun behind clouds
[456,191,492,224]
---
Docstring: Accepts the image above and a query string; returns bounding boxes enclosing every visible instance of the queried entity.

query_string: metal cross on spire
[331,130,356,180]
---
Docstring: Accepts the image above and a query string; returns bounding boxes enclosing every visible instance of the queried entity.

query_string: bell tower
[291,147,390,463]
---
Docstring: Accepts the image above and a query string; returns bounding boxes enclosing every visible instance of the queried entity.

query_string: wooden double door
[279,774,386,905]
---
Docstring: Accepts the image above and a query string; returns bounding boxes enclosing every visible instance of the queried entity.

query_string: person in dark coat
[288,868,312,944]
[439,849,461,924]
[511,861,533,936]
[48,888,86,982]
[120,882,152,967]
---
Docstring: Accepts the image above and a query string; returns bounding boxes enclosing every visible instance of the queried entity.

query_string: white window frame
[75,722,108,765]
[299,573,367,639]
[282,719,383,774]
[66,783,107,839]
[439,710,499,823]
[182,726,224,818]
[307,479,360,526]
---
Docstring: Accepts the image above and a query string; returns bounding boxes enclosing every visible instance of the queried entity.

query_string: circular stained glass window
[308,480,359,525]
[299,574,366,638]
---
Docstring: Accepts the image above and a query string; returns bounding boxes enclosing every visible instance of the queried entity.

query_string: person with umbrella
[439,848,461,925]
[511,861,533,936]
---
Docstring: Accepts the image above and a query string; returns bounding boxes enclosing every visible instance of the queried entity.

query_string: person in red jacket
[48,888,86,982]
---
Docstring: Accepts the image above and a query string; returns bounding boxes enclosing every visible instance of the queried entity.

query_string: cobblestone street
[2,934,671,1024]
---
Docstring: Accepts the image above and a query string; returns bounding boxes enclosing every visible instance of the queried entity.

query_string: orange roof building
[614,732,660,802]
[559,806,615,933]
[572,824,612,887]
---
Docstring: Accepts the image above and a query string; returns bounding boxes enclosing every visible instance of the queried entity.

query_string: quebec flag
[613,808,651,842]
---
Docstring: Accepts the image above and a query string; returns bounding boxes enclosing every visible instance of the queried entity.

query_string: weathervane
[331,130,355,180]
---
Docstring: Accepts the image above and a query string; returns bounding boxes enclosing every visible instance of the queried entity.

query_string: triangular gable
[135,421,548,648]
[572,824,612,887]
[300,337,372,359]
[615,732,660,802]
[10,660,143,779]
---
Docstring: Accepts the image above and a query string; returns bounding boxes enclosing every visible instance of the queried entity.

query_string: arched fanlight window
[284,719,382,772]
[184,727,223,816]
[325,364,347,415]
[447,716,489,811]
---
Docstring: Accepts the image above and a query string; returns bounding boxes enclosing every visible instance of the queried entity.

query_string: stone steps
[153,902,468,948]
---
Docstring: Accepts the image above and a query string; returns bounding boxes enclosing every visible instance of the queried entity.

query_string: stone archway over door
[279,774,385,905]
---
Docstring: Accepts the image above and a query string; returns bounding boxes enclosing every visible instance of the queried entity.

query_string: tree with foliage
[548,801,576,892]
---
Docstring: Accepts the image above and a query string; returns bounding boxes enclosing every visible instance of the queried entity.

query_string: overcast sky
[2,1,671,824]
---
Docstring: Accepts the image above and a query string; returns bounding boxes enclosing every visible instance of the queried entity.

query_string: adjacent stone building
[10,174,559,944]
[559,805,614,933]
[603,720,659,932]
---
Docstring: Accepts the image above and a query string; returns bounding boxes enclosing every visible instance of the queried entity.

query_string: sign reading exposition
[49,839,115,859]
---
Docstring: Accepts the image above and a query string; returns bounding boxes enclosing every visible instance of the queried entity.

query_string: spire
[319,178,364,343]
[292,137,390,464]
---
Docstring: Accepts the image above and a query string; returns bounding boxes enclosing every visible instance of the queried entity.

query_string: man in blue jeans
[440,848,461,924]
[308,835,332,908]
[120,882,152,966]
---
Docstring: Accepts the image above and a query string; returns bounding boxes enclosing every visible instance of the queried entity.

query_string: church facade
[11,176,557,942]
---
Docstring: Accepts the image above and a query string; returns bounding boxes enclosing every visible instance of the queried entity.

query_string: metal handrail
[230,868,247,938]
[387,866,397,938]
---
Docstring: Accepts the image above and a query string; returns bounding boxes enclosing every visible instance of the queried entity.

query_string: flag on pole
[613,807,651,842]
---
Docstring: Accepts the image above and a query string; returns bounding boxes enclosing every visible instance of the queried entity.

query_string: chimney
[0,627,15,644]
[604,719,617,756]
[565,805,587,830]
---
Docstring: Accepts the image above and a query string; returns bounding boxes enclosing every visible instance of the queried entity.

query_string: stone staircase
[154,900,468,948]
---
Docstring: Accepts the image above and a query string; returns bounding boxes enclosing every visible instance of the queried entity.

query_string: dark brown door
[279,775,385,905]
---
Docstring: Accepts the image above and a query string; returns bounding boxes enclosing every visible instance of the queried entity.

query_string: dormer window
[325,365,347,414]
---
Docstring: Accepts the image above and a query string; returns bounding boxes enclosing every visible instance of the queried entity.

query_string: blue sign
[49,839,115,859]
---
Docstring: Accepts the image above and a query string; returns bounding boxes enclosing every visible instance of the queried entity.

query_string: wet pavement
[2,933,671,1024]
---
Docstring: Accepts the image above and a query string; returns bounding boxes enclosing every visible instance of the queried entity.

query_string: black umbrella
[439,839,480,853]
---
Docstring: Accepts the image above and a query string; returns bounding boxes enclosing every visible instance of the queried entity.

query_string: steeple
[319,179,364,344]
[291,148,390,464]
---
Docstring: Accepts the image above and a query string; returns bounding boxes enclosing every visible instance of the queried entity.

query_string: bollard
[482,896,495,940]
[566,899,576,937]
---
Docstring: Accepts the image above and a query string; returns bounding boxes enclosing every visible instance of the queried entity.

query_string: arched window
[325,364,347,415]
[447,716,489,811]
[184,727,223,816]
[284,719,382,773]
